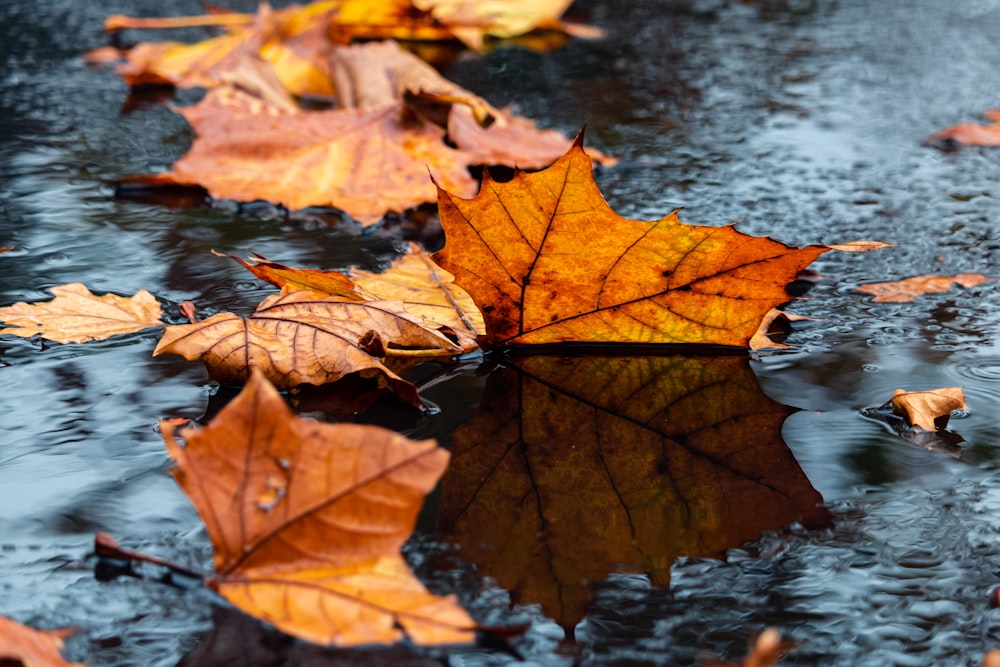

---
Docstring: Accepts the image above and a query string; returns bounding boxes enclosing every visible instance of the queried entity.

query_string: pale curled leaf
[0,283,163,343]
[161,368,474,646]
[890,387,967,432]
[153,289,461,403]
[213,250,365,300]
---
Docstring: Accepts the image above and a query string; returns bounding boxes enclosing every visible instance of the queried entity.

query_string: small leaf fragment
[890,387,967,432]
[927,109,1000,147]
[0,283,163,343]
[214,250,365,300]
[857,273,994,303]
[0,615,82,667]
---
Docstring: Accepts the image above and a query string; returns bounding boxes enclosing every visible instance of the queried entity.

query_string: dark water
[3,0,1000,665]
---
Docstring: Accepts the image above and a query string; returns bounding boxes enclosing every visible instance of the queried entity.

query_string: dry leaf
[927,109,1000,147]
[856,273,993,302]
[438,354,828,629]
[890,387,967,432]
[749,308,817,351]
[0,283,163,343]
[161,368,474,646]
[434,132,884,348]
[349,243,485,351]
[0,615,81,667]
[213,250,365,301]
[153,288,461,404]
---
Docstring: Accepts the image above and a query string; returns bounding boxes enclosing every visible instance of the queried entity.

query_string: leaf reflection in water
[438,352,830,630]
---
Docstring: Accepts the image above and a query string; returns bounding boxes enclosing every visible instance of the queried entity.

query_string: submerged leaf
[927,109,1000,148]
[856,273,993,303]
[434,133,879,348]
[162,368,474,646]
[0,283,163,343]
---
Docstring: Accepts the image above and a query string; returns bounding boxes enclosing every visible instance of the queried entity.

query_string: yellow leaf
[0,283,163,343]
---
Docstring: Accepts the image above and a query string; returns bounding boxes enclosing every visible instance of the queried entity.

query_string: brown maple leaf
[434,133,885,348]
[927,109,1000,148]
[152,288,461,405]
[160,368,475,646]
[856,273,994,302]
[889,387,967,432]
[0,616,81,667]
[0,283,163,343]
[438,354,828,629]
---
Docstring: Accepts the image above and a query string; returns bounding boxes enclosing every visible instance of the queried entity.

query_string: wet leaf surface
[437,353,829,629]
[889,387,968,432]
[162,368,475,646]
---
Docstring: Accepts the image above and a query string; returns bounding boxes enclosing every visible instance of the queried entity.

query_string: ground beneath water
[3,1,1000,665]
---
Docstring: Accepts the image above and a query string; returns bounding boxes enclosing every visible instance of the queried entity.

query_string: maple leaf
[889,387,967,432]
[438,354,828,628]
[116,40,611,225]
[434,133,884,348]
[927,109,1000,148]
[0,615,81,667]
[856,273,994,302]
[349,243,485,351]
[160,368,474,646]
[0,283,163,343]
[152,288,461,405]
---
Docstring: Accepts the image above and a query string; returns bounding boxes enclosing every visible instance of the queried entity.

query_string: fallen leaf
[117,41,611,225]
[437,354,828,629]
[162,368,474,646]
[0,283,163,343]
[889,387,967,432]
[856,273,993,302]
[0,615,81,667]
[349,243,485,350]
[984,649,1000,667]
[153,288,461,405]
[213,250,365,301]
[702,627,792,667]
[434,133,882,348]
[109,3,338,98]
[749,308,817,351]
[927,109,1000,147]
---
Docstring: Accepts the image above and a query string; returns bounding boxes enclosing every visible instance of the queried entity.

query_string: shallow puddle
[3,0,1000,665]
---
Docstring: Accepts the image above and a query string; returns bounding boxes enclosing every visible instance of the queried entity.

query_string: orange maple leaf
[889,387,967,432]
[0,283,163,343]
[161,368,475,646]
[152,288,461,405]
[434,133,884,348]
[856,273,993,302]
[0,616,81,667]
